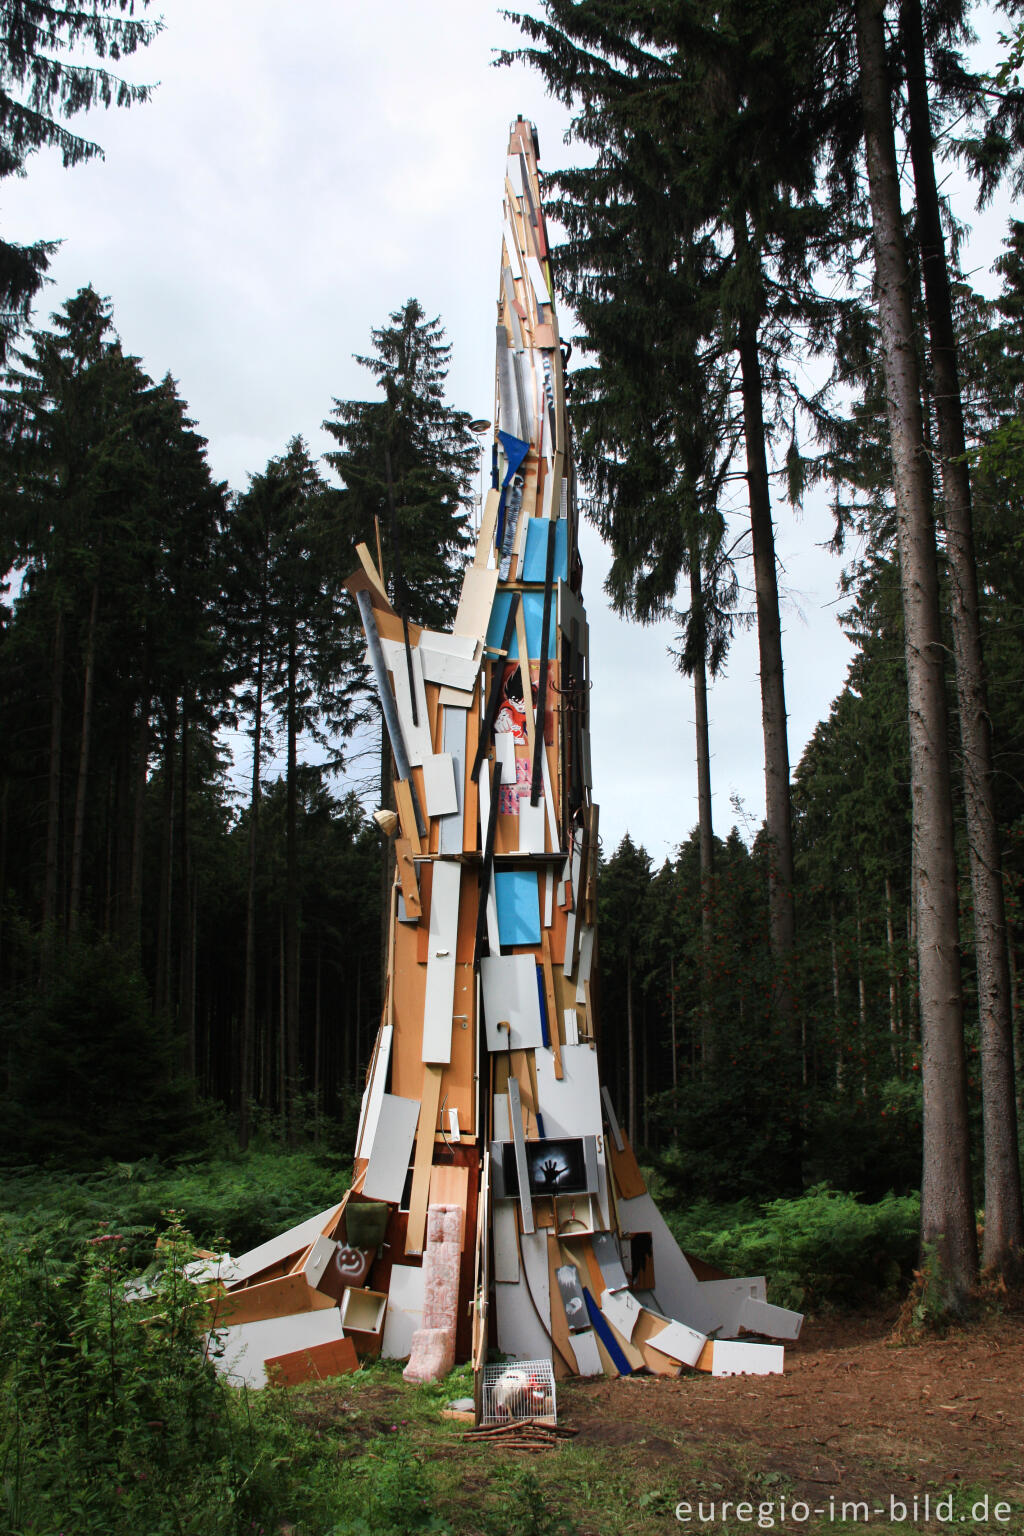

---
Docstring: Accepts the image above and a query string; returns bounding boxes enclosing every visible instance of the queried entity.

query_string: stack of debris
[199,116,802,1403]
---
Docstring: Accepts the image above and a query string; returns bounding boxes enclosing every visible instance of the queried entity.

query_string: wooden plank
[454,565,498,642]
[266,1335,358,1386]
[540,932,563,1080]
[507,1077,534,1235]
[394,779,422,855]
[394,838,421,920]
[607,1127,647,1200]
[428,1163,470,1244]
[207,1273,337,1330]
[404,1064,445,1254]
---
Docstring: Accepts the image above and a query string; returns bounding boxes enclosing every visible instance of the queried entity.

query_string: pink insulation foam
[402,1204,464,1384]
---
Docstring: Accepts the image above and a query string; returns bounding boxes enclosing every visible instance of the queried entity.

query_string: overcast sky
[2,1,1014,862]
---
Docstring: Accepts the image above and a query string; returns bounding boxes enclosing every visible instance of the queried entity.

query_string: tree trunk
[69,574,101,937]
[733,262,796,1033]
[43,605,65,961]
[856,0,977,1306]
[178,702,195,1081]
[285,625,301,1138]
[240,635,265,1149]
[691,562,716,1068]
[626,944,636,1146]
[903,0,1024,1279]
[155,702,177,1017]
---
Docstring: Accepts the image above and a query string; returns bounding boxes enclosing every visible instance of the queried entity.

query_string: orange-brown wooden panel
[607,1130,647,1200]
[266,1335,358,1387]
[206,1273,336,1330]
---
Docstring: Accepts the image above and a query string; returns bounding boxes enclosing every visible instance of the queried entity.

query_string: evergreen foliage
[0,0,160,355]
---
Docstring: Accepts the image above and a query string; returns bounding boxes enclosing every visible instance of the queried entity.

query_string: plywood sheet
[266,1335,358,1386]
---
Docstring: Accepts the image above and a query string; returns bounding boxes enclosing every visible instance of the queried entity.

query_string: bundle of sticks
[462,1418,576,1452]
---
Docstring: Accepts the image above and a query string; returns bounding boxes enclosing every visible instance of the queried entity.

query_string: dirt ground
[556,1309,1024,1519]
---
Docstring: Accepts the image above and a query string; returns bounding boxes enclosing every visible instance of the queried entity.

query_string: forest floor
[289,1307,1024,1536]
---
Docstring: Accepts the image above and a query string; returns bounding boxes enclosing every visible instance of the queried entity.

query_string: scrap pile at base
[200,118,802,1400]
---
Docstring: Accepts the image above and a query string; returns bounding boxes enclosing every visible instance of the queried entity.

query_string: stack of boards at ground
[202,118,802,1397]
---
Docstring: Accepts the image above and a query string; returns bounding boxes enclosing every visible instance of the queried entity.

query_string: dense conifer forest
[2,0,1024,1273]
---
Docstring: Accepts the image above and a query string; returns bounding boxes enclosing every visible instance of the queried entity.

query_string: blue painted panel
[522,517,568,584]
[485,590,556,659]
[494,869,541,947]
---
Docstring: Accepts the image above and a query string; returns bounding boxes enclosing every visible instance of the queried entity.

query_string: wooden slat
[404,1064,445,1254]
[395,837,421,919]
[266,1335,358,1386]
[394,779,422,854]
[540,931,563,1080]
[207,1272,337,1330]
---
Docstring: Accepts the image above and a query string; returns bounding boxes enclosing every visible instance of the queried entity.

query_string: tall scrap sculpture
[205,119,802,1397]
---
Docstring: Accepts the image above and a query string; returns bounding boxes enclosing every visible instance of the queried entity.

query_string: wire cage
[480,1360,557,1426]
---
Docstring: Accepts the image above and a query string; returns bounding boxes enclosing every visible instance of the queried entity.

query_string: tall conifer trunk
[43,606,65,959]
[69,572,100,936]
[902,0,1024,1278]
[856,0,977,1305]
[240,634,265,1149]
[690,562,716,1067]
[734,273,796,1040]
[285,624,301,1137]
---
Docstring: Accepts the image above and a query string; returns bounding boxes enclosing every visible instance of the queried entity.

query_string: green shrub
[660,1184,921,1310]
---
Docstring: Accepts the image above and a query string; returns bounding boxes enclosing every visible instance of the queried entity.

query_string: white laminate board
[422,860,461,1063]
[600,1287,641,1342]
[525,254,550,310]
[478,770,500,951]
[380,639,432,766]
[570,1327,604,1377]
[712,1340,784,1378]
[356,1024,393,1160]
[564,1009,579,1046]
[520,1230,551,1323]
[381,1263,425,1360]
[519,796,545,853]
[492,1093,511,1142]
[302,1235,337,1290]
[418,632,481,692]
[535,1042,602,1138]
[495,1271,553,1363]
[645,1317,707,1367]
[228,1204,344,1287]
[544,867,554,927]
[361,1093,420,1204]
[738,1295,803,1341]
[210,1308,346,1389]
[455,565,499,643]
[507,1076,534,1236]
[422,752,458,819]
[438,708,467,855]
[616,1192,707,1330]
[504,218,523,277]
[506,154,524,194]
[576,927,595,1003]
[493,1199,520,1283]
[481,953,544,1052]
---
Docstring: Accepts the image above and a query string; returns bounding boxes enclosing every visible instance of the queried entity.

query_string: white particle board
[711,1340,784,1377]
[544,868,553,927]
[422,860,461,1063]
[448,1107,461,1143]
[507,1077,534,1236]
[645,1318,706,1367]
[592,1232,629,1291]
[563,1009,579,1046]
[356,1024,393,1160]
[503,218,523,278]
[492,1093,511,1142]
[381,1264,425,1360]
[481,953,544,1052]
[495,729,517,805]
[422,753,458,819]
[478,771,500,951]
[361,1093,420,1204]
[506,154,524,194]
[495,1271,553,1363]
[210,1308,345,1390]
[227,1204,344,1288]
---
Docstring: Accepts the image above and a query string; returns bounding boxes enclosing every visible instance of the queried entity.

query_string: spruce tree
[0,0,160,355]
